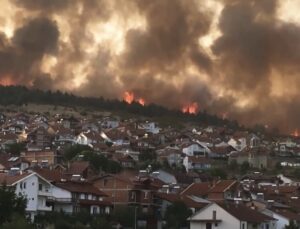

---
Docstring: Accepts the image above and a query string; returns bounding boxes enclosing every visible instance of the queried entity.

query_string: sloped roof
[219,203,276,223]
[209,180,237,193]
[181,182,211,196]
[55,181,107,196]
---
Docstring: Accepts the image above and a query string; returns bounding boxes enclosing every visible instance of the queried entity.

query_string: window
[144,191,149,199]
[92,206,98,214]
[103,179,108,186]
[23,182,26,189]
[242,223,245,229]
[39,184,43,191]
[206,223,212,229]
[131,191,136,201]
[212,210,216,220]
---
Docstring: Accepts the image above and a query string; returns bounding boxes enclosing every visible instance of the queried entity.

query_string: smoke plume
[0,0,300,133]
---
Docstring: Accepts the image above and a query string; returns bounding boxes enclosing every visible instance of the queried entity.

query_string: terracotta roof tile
[220,203,275,223]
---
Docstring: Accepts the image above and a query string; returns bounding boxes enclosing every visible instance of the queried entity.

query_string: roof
[155,192,209,209]
[181,182,211,196]
[32,168,66,182]
[219,203,276,223]
[187,156,211,164]
[209,180,237,193]
[275,210,300,221]
[0,172,32,185]
[66,161,89,175]
[55,181,107,196]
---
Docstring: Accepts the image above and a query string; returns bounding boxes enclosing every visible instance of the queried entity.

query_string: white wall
[15,174,38,212]
[52,186,72,199]
[190,203,240,229]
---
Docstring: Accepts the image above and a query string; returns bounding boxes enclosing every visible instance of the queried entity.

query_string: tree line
[0,85,240,129]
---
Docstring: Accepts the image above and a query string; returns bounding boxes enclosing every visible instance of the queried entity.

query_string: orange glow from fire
[291,129,299,137]
[222,112,228,120]
[123,91,134,104]
[0,76,15,86]
[123,91,145,106]
[138,98,145,106]
[182,102,199,114]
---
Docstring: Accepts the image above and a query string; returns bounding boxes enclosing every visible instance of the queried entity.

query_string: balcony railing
[37,205,52,211]
[47,196,73,203]
[38,190,52,196]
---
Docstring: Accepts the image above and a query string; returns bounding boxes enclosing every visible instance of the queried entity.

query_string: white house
[261,208,300,229]
[75,131,106,146]
[182,142,210,157]
[138,121,160,134]
[188,202,277,229]
[50,185,73,213]
[183,156,212,172]
[228,137,247,151]
[0,171,53,220]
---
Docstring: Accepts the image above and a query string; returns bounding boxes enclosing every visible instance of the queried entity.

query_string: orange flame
[0,75,15,86]
[182,102,199,114]
[222,112,228,120]
[123,91,145,106]
[123,91,134,104]
[291,129,299,137]
[138,98,145,106]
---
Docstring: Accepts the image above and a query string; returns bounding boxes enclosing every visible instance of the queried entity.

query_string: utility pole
[134,206,137,229]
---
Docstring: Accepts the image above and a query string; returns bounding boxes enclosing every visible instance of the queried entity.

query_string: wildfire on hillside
[0,76,15,86]
[123,91,145,106]
[291,129,299,137]
[182,102,199,114]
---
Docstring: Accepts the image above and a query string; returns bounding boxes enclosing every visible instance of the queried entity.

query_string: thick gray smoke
[0,0,300,133]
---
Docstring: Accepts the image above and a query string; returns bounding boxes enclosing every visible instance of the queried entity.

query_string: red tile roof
[32,168,66,182]
[209,180,237,193]
[181,182,211,196]
[220,203,275,223]
[55,181,107,196]
[0,172,32,185]
[66,161,89,175]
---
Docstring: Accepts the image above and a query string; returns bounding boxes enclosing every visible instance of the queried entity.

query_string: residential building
[189,202,277,229]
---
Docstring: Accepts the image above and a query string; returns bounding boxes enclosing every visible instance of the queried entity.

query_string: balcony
[47,196,73,203]
[38,190,52,196]
[37,205,52,211]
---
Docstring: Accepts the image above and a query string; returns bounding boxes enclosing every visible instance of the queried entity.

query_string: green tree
[240,161,250,174]
[90,216,112,229]
[112,206,136,228]
[82,151,122,173]
[6,143,26,155]
[1,215,34,229]
[210,168,228,179]
[0,184,27,225]
[63,144,92,161]
[285,220,298,229]
[165,201,192,229]
[229,159,238,171]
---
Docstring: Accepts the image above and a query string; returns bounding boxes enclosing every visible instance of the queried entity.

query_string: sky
[0,0,300,133]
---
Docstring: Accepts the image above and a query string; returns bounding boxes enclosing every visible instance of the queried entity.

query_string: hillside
[0,85,239,129]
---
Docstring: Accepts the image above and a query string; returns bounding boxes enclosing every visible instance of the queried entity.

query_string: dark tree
[240,161,250,174]
[0,184,27,225]
[6,143,26,155]
[210,168,228,179]
[285,220,298,229]
[165,201,192,229]
[63,144,92,161]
